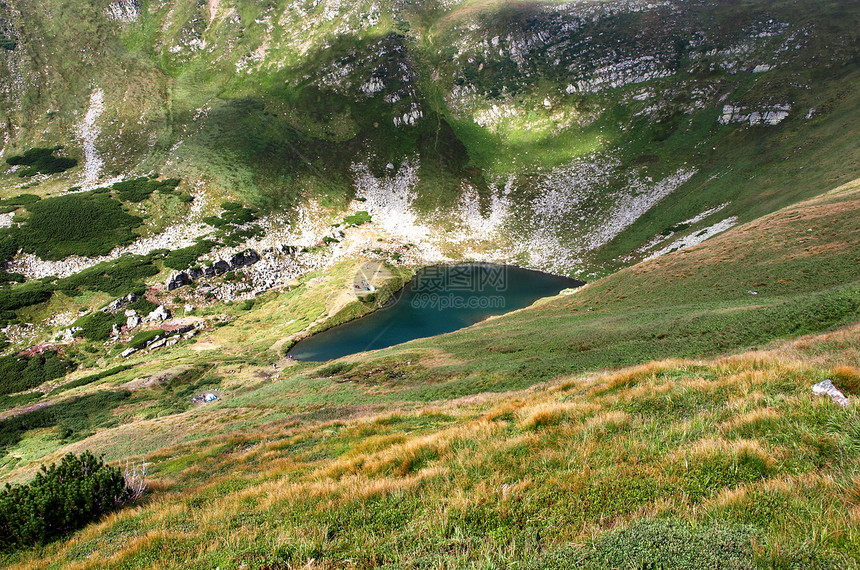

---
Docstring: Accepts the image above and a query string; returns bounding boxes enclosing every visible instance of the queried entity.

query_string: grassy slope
[3,328,858,568]
[0,179,857,567]
[0,0,857,277]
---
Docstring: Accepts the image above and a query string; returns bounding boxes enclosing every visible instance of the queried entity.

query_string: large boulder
[213,259,231,275]
[103,292,138,313]
[146,305,171,322]
[229,249,260,269]
[166,271,191,291]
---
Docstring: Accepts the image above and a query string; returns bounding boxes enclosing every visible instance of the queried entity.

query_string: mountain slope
[0,178,857,567]
[0,0,857,275]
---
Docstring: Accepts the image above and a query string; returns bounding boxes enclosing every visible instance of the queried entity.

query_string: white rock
[812,379,849,407]
[126,315,141,329]
[146,305,171,322]
[124,309,137,317]
[121,347,138,358]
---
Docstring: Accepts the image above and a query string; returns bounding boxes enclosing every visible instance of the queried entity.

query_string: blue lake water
[287,263,584,361]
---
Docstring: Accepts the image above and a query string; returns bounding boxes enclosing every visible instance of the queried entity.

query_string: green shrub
[73,312,115,342]
[0,270,25,286]
[111,177,180,203]
[0,451,132,549]
[5,147,77,177]
[128,329,163,350]
[52,365,132,395]
[56,255,159,297]
[0,351,76,396]
[0,390,131,450]
[9,192,143,260]
[0,38,16,50]
[343,210,371,227]
[0,281,53,314]
[163,240,215,270]
[0,194,40,214]
[0,391,41,412]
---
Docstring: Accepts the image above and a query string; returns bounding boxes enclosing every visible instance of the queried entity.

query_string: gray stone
[166,271,191,291]
[146,305,171,322]
[103,292,138,313]
[812,379,849,407]
[126,315,141,329]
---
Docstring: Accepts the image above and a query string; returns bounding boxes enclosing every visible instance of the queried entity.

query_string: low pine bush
[5,147,77,177]
[0,452,133,549]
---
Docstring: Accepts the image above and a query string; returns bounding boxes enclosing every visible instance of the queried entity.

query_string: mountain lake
[287,263,584,361]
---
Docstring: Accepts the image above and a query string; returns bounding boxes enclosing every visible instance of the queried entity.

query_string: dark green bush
[0,451,131,549]
[73,312,115,342]
[0,38,16,50]
[163,240,215,270]
[128,329,163,349]
[0,194,40,212]
[55,255,159,297]
[110,177,180,203]
[52,365,132,395]
[0,270,25,286]
[0,392,41,412]
[343,210,371,226]
[5,147,77,177]
[0,390,132,450]
[12,192,143,260]
[0,351,76,396]
[0,280,52,313]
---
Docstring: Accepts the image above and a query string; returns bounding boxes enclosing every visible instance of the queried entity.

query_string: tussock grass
[3,326,859,568]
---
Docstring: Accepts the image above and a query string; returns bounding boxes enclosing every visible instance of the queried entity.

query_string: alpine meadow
[0,0,858,567]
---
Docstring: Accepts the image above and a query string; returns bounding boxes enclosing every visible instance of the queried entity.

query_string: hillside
[0,176,856,567]
[0,0,857,278]
[0,0,858,567]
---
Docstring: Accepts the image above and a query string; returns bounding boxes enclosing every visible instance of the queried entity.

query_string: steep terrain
[0,0,857,277]
[0,0,858,567]
[0,177,857,568]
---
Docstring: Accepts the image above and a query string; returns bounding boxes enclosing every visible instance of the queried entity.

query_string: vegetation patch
[73,312,116,342]
[0,390,132,451]
[52,365,133,395]
[0,352,76,396]
[0,194,40,214]
[111,177,180,203]
[0,192,144,260]
[0,452,133,550]
[163,240,216,271]
[127,329,164,350]
[343,210,371,227]
[5,147,77,177]
[56,255,159,298]
[528,519,761,569]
